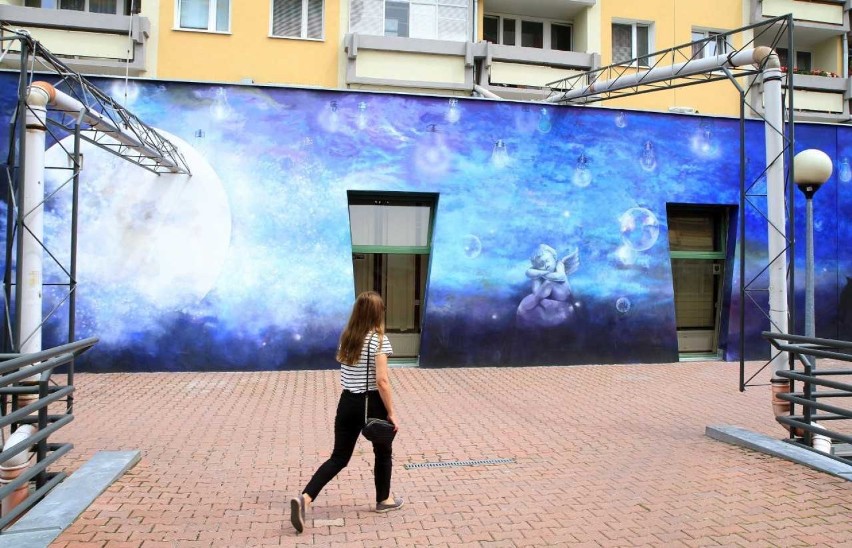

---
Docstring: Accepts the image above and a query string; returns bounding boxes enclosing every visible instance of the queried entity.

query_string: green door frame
[348,191,438,365]
[667,205,729,361]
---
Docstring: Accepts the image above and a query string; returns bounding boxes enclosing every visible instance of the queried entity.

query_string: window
[272,0,323,39]
[349,0,470,42]
[521,21,543,48]
[483,15,498,43]
[483,14,572,52]
[551,23,571,52]
[385,1,409,37]
[612,22,651,66]
[25,0,132,15]
[502,17,516,45]
[691,30,731,59]
[777,48,812,71]
[177,0,229,32]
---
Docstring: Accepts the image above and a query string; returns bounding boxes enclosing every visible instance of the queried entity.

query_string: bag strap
[363,332,375,425]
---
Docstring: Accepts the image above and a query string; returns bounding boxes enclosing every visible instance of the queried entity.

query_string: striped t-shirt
[340,332,393,393]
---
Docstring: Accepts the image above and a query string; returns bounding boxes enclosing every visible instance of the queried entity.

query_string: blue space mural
[0,72,849,371]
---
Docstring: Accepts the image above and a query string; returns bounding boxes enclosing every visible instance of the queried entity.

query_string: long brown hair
[337,291,385,365]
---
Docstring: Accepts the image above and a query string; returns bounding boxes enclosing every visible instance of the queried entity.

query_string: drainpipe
[3,81,52,519]
[0,424,36,519]
[472,0,477,42]
[18,81,51,368]
[758,49,794,430]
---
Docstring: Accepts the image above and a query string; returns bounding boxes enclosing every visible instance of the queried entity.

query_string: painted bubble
[615,111,627,128]
[463,234,482,258]
[620,207,660,251]
[616,297,631,314]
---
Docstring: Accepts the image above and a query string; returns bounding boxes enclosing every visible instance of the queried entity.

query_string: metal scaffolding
[546,16,798,391]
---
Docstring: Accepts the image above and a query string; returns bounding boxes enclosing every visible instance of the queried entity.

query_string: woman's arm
[374,352,398,431]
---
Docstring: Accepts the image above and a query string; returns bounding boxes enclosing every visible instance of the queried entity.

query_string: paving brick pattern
[48,361,852,547]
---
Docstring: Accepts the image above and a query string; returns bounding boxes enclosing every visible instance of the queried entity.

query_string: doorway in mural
[667,205,730,360]
[348,192,437,365]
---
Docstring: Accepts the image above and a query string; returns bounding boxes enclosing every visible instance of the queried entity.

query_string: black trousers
[303,390,393,503]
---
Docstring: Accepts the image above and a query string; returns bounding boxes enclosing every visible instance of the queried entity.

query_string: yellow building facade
[0,0,847,121]
[155,0,341,87]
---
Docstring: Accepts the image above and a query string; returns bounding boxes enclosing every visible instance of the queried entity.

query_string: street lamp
[793,149,833,338]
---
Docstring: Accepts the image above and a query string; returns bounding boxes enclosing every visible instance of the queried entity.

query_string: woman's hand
[387,413,400,432]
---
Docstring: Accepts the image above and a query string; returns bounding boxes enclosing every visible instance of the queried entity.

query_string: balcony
[343,34,475,94]
[749,72,850,122]
[343,0,597,98]
[476,43,598,101]
[0,4,150,76]
[752,0,848,28]
[342,33,598,99]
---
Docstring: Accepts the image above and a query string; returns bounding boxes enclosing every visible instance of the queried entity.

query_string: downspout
[472,0,477,43]
[18,82,51,367]
[2,81,52,519]
[757,48,794,431]
[0,425,37,519]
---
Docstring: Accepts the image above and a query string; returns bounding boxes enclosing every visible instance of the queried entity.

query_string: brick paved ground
[47,360,852,547]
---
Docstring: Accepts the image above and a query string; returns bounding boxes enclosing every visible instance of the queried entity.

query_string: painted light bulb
[446,98,460,124]
[572,153,592,188]
[491,139,509,169]
[640,140,657,171]
[538,107,552,133]
[839,157,851,183]
[357,101,368,130]
[210,88,232,120]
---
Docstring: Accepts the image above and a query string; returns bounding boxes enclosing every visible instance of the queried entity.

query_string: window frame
[175,0,231,34]
[24,0,130,15]
[270,0,325,41]
[691,29,732,60]
[349,0,471,42]
[611,20,653,67]
[483,12,573,52]
[776,47,813,72]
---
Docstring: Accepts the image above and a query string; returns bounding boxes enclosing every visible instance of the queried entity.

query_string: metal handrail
[0,338,97,531]
[763,331,852,465]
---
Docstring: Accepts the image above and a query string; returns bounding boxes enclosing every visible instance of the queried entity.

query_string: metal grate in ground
[404,458,515,470]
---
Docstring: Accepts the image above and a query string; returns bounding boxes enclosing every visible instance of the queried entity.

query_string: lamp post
[793,149,833,338]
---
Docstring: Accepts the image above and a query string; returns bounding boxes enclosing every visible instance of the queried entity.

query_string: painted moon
[43,129,231,326]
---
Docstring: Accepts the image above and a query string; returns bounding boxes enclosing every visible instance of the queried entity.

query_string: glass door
[667,206,728,359]
[348,192,437,362]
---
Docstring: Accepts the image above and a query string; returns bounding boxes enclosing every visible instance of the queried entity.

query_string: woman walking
[290,291,403,533]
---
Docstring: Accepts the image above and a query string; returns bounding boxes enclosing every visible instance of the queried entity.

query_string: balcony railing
[752,0,848,27]
[0,4,150,75]
[749,72,850,122]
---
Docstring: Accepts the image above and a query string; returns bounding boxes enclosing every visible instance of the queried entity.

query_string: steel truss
[546,16,798,391]
[0,27,191,401]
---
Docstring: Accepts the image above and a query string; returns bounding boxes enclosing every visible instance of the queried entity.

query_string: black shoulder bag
[361,333,397,445]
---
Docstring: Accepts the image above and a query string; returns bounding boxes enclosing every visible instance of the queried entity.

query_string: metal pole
[739,90,746,392]
[12,43,30,354]
[805,195,815,338]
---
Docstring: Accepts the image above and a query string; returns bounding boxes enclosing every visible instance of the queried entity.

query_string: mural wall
[0,73,849,371]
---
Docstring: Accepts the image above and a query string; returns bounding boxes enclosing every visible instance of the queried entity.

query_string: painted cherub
[517,244,580,327]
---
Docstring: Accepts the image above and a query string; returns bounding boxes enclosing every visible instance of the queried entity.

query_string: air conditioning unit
[668,106,699,114]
